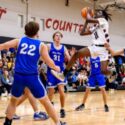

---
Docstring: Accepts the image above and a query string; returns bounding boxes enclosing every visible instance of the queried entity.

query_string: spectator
[1,68,13,95]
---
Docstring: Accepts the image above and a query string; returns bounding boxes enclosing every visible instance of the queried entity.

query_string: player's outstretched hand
[55,66,61,72]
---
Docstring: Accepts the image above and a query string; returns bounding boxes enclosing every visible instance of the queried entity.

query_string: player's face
[95,10,103,18]
[54,33,62,43]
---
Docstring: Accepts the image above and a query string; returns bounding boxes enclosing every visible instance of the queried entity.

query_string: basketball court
[1,90,125,125]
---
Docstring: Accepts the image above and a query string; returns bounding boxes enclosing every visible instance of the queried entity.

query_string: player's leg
[51,47,91,81]
[58,84,66,118]
[75,76,94,111]
[75,88,91,111]
[16,90,27,106]
[24,87,49,120]
[28,75,66,125]
[47,87,55,103]
[101,60,111,75]
[65,47,91,72]
[100,87,108,104]
[100,87,109,112]
[4,73,25,125]
[39,96,62,124]
[4,97,18,125]
[24,88,38,112]
[98,74,109,112]
[5,89,27,120]
[47,72,56,104]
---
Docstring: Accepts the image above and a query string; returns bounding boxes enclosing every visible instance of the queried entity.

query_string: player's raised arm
[108,47,124,56]
[0,39,19,50]
[105,42,124,56]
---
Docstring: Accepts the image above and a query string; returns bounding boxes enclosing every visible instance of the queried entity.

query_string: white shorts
[88,45,109,61]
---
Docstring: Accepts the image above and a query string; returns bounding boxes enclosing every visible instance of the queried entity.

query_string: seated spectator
[1,67,13,95]
[67,67,78,89]
[106,71,118,90]
[77,70,88,86]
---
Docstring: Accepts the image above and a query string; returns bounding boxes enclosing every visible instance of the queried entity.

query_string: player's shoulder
[98,18,108,25]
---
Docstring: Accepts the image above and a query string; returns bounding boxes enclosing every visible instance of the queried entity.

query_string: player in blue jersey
[0,21,66,125]
[75,57,109,112]
[47,31,70,118]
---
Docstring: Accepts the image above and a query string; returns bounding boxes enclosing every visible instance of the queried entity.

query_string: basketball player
[0,21,66,125]
[75,57,109,112]
[51,8,112,81]
[47,31,70,118]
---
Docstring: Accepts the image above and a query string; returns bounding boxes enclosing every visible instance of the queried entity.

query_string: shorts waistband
[94,44,105,47]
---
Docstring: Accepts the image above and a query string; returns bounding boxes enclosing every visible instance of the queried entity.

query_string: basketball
[81,7,94,19]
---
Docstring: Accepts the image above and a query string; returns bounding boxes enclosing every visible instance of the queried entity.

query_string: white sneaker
[51,70,65,82]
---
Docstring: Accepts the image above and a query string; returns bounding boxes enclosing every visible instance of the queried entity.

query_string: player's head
[53,31,63,41]
[25,21,39,37]
[95,8,112,21]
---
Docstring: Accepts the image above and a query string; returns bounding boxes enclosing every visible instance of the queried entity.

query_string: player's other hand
[104,42,110,49]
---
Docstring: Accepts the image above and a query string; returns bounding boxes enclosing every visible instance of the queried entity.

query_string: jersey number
[20,43,36,56]
[94,31,99,39]
[53,55,60,61]
[94,63,98,68]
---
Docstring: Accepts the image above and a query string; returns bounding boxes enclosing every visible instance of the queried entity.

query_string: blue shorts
[47,70,67,88]
[11,73,47,98]
[87,74,106,88]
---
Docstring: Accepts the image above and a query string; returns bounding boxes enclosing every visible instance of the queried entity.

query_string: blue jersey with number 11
[15,37,41,74]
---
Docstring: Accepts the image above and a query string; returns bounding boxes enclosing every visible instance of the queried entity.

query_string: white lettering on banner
[45,18,83,33]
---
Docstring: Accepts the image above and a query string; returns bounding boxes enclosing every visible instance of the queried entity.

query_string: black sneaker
[75,104,85,111]
[104,105,109,112]
[60,109,66,118]
[60,121,67,125]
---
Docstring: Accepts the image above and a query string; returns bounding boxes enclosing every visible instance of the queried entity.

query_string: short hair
[52,31,63,40]
[25,21,39,37]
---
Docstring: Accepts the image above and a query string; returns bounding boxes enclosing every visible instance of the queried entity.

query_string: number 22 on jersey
[20,43,36,56]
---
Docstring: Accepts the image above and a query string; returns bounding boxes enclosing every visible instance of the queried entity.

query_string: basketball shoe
[75,104,85,111]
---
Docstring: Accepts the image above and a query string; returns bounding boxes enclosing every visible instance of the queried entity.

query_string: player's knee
[10,97,18,106]
[48,91,54,97]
